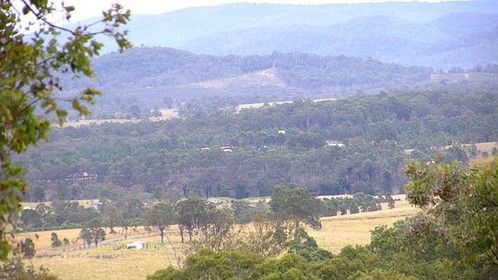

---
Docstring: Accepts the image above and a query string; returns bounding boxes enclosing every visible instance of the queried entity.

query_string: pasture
[19,199,420,280]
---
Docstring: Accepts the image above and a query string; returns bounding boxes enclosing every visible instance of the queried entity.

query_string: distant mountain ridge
[179,12,498,69]
[80,1,498,69]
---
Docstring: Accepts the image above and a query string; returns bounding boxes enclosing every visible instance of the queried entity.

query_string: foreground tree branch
[0,0,131,259]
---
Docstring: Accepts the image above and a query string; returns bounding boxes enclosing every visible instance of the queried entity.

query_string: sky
[63,0,469,22]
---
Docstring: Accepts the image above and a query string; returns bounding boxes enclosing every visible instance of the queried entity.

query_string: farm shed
[127,241,147,250]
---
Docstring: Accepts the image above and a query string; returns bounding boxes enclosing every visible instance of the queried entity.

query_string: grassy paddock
[22,200,419,280]
[310,200,419,252]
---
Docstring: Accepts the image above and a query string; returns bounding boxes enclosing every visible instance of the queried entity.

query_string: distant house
[65,171,97,182]
[207,198,226,204]
[90,200,101,210]
[403,149,415,156]
[220,146,233,152]
[277,130,286,135]
[325,140,345,147]
[127,241,147,250]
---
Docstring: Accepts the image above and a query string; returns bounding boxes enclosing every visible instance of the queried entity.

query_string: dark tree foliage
[270,186,322,230]
[50,232,61,248]
[79,220,106,248]
[145,202,175,243]
[0,0,131,258]
[0,255,57,280]
[18,90,497,201]
[19,238,36,259]
[288,228,332,261]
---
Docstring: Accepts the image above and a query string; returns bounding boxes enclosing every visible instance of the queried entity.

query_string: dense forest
[19,89,498,201]
[62,47,433,115]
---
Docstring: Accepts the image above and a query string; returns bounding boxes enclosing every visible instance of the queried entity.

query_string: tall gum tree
[0,0,131,259]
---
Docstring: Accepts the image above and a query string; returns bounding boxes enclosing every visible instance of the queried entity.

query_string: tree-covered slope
[64,47,432,115]
[18,89,498,200]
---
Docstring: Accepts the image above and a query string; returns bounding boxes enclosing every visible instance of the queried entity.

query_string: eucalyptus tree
[0,0,130,258]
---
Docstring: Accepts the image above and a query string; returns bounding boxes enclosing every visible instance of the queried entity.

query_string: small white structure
[325,140,345,147]
[403,149,415,156]
[127,241,147,250]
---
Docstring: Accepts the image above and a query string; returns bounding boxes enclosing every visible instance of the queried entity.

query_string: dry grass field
[310,200,419,252]
[62,109,179,128]
[21,199,98,210]
[28,236,178,280]
[21,199,420,280]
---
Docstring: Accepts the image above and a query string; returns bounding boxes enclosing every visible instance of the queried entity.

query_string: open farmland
[20,200,420,280]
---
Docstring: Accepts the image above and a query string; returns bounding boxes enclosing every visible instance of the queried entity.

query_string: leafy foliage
[0,255,57,280]
[0,0,130,259]
[149,159,498,279]
[79,221,106,248]
[145,202,175,243]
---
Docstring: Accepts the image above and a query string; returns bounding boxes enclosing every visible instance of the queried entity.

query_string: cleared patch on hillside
[193,68,287,90]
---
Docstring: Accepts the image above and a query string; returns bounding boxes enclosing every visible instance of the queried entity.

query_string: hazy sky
[64,0,468,21]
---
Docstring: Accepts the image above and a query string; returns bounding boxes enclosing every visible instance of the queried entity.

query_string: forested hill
[65,47,432,114]
[19,89,498,202]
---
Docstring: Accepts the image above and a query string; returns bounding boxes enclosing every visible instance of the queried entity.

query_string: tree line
[17,192,389,234]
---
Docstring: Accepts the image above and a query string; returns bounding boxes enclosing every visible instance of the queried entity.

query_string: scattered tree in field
[175,197,209,243]
[101,201,122,234]
[386,195,395,209]
[92,228,106,247]
[79,219,106,248]
[195,208,239,252]
[244,215,293,257]
[62,238,70,247]
[270,186,322,230]
[145,202,175,243]
[50,233,62,248]
[19,238,36,259]
[0,0,130,258]
[79,228,93,248]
